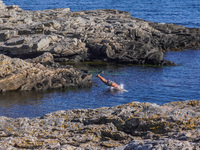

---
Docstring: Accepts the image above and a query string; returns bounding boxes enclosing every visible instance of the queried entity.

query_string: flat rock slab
[0,1,200,65]
[0,100,199,149]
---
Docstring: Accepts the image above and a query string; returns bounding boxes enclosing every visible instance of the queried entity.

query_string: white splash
[110,83,128,92]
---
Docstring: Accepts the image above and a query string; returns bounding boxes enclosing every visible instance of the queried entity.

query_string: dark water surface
[0,50,199,118]
[1,0,200,118]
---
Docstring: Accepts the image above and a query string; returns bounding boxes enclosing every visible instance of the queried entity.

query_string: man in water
[96,74,120,89]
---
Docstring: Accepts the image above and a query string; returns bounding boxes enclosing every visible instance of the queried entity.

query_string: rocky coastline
[0,1,200,66]
[0,52,92,92]
[0,100,199,149]
[1,0,200,92]
[0,1,200,150]
[0,0,200,92]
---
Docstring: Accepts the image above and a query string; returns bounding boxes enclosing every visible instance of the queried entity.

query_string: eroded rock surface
[0,53,92,92]
[0,1,200,65]
[0,1,200,149]
[0,100,199,149]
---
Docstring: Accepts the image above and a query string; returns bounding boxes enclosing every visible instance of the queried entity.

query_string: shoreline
[1,0,200,92]
[1,1,200,66]
[0,100,199,149]
[0,1,200,149]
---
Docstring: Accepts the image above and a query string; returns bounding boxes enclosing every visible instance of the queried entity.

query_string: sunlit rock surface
[0,100,199,149]
[0,1,200,149]
[0,1,200,65]
[0,53,92,92]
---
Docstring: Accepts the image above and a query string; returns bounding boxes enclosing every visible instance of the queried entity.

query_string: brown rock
[0,53,92,92]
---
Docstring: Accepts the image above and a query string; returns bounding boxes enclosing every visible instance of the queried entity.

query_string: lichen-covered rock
[0,100,199,149]
[0,53,92,92]
[0,0,6,10]
[25,52,54,66]
[118,138,198,150]
[0,3,200,65]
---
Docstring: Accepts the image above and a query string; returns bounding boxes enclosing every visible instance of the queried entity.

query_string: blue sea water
[1,0,200,118]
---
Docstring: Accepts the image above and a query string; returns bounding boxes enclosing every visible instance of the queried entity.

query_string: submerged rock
[0,100,199,149]
[0,53,92,92]
[0,1,200,65]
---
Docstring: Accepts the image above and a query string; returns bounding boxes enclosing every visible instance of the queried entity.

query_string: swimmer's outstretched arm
[96,74,107,84]
[96,74,120,88]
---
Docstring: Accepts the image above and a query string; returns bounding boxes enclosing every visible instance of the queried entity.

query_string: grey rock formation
[0,0,5,11]
[0,1,200,149]
[0,53,92,92]
[115,138,198,150]
[0,1,200,65]
[0,100,199,149]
